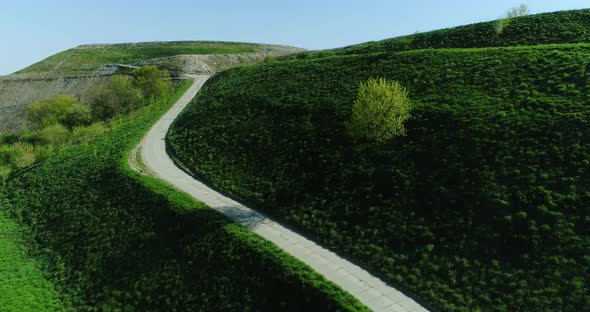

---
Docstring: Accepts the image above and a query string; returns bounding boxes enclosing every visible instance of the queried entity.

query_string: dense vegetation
[0,79,366,311]
[0,66,170,184]
[0,211,68,311]
[281,9,590,60]
[169,43,590,311]
[17,41,287,75]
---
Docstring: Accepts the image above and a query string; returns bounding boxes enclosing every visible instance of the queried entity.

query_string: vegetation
[16,41,287,75]
[131,65,172,100]
[496,4,531,35]
[1,66,171,185]
[27,95,92,129]
[168,43,590,311]
[280,8,590,60]
[346,78,412,143]
[0,79,367,311]
[0,211,69,311]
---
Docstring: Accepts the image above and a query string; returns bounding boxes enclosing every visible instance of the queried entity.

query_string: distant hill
[0,41,303,133]
[17,41,303,75]
[282,8,590,60]
[169,9,590,312]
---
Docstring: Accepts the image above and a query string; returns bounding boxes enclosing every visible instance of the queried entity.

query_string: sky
[1,0,589,75]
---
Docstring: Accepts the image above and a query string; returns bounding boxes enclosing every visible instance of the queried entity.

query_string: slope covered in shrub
[0,80,366,311]
[282,9,590,60]
[169,44,590,311]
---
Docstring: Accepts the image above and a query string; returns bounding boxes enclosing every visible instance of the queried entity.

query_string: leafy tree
[89,75,143,120]
[495,4,530,34]
[346,78,412,143]
[131,65,172,100]
[27,95,92,129]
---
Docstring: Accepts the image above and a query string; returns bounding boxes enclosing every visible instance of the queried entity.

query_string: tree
[27,94,92,129]
[346,78,412,143]
[89,75,143,120]
[131,65,171,100]
[495,4,530,34]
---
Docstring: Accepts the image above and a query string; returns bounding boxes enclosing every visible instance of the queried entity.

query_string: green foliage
[346,78,412,143]
[280,9,590,59]
[496,4,531,35]
[0,211,69,311]
[89,75,143,120]
[505,4,530,19]
[169,44,590,311]
[131,65,172,100]
[0,80,366,311]
[27,95,92,129]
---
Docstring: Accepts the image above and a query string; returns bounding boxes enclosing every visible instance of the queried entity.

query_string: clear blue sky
[1,0,588,75]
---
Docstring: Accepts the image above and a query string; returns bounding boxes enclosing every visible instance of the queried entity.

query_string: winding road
[133,76,429,312]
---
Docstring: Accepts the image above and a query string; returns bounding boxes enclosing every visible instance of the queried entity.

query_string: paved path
[135,76,429,312]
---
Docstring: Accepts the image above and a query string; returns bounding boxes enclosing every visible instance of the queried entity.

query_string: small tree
[131,65,172,100]
[89,75,143,120]
[495,4,530,34]
[346,78,412,143]
[27,94,92,129]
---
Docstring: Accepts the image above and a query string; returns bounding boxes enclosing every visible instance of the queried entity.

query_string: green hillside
[0,211,69,311]
[282,9,590,60]
[17,41,297,75]
[168,42,590,311]
[0,80,366,311]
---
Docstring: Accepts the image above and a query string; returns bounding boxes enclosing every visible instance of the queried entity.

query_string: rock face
[0,75,109,132]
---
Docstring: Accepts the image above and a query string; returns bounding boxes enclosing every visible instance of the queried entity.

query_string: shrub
[346,78,412,143]
[72,123,106,143]
[131,66,172,100]
[89,75,143,120]
[27,95,92,129]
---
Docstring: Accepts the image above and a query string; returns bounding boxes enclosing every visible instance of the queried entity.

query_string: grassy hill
[17,41,301,75]
[0,211,69,311]
[282,8,590,60]
[0,80,366,311]
[168,11,590,312]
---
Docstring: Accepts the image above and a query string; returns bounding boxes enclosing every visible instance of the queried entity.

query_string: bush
[89,75,143,120]
[131,66,172,100]
[27,95,92,129]
[346,78,412,143]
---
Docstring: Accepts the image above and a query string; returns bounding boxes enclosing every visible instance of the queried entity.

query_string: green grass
[281,8,590,60]
[168,43,590,311]
[0,211,68,312]
[17,41,268,75]
[0,79,367,311]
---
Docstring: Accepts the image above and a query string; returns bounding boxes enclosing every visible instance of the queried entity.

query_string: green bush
[27,95,92,129]
[131,65,172,100]
[89,75,143,120]
[346,78,412,143]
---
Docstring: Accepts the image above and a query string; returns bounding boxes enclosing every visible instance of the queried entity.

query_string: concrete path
[135,76,429,312]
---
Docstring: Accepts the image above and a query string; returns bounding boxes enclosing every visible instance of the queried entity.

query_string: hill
[168,22,590,312]
[281,8,590,60]
[0,79,366,311]
[16,41,303,75]
[0,41,303,133]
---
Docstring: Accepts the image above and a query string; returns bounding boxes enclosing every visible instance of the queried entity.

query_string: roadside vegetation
[169,31,590,312]
[0,66,171,184]
[0,76,366,311]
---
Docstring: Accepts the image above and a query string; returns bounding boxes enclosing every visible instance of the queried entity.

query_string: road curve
[135,76,429,312]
